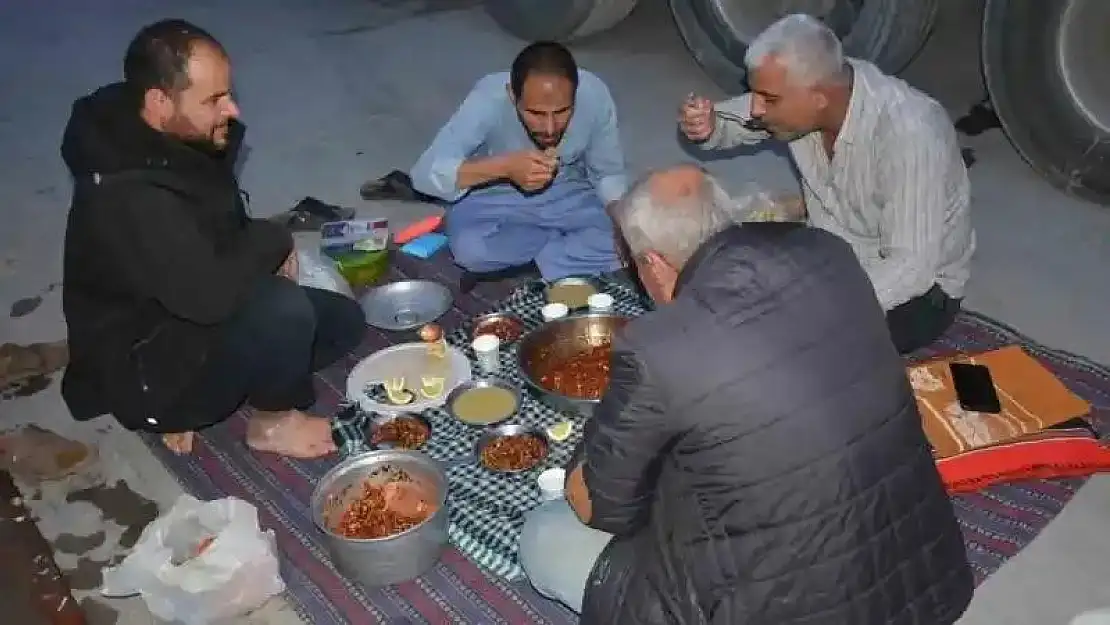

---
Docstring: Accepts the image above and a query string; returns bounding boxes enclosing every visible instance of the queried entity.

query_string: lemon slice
[546,421,574,442]
[419,376,445,400]
[384,378,414,405]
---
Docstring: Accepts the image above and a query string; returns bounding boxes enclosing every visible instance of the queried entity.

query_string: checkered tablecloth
[332,276,650,580]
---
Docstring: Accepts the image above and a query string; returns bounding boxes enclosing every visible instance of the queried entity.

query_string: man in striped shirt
[679,14,975,354]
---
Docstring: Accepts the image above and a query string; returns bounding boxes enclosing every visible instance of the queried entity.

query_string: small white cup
[537,468,566,501]
[587,293,614,313]
[472,333,501,373]
[541,302,569,322]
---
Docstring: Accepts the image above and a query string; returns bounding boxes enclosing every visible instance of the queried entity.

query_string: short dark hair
[509,41,579,99]
[123,19,225,98]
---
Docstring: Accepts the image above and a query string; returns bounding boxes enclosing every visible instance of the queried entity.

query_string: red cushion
[937,426,1110,494]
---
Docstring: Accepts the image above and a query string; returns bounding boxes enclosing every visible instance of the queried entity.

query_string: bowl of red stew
[517,312,631,416]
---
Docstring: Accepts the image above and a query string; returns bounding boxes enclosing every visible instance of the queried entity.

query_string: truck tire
[982,0,1110,206]
[670,0,938,93]
[485,0,641,42]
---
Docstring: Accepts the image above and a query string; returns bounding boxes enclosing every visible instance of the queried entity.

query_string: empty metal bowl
[444,378,523,426]
[365,413,434,450]
[517,312,631,416]
[360,280,452,331]
[474,424,551,473]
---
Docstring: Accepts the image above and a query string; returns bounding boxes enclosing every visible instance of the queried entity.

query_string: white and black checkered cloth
[332,276,650,580]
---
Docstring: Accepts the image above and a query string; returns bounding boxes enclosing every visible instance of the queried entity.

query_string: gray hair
[744,14,848,87]
[610,167,776,268]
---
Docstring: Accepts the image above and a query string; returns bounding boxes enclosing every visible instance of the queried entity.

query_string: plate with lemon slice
[346,342,472,415]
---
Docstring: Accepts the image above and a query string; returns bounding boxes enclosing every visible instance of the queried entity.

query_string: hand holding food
[679,93,716,142]
[504,150,557,192]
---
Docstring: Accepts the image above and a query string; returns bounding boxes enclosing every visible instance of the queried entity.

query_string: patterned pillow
[936,418,1110,493]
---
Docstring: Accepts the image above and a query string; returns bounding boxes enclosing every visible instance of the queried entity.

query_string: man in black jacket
[519,165,974,623]
[60,19,365,458]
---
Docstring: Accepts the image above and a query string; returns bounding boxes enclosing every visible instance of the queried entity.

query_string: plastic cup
[541,303,569,322]
[537,468,566,501]
[472,334,501,374]
[587,293,614,313]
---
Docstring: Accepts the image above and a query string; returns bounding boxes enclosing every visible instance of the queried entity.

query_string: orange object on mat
[394,214,443,245]
[908,345,1090,458]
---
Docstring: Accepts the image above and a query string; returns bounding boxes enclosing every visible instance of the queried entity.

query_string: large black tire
[982,0,1110,206]
[670,0,939,95]
[485,0,641,42]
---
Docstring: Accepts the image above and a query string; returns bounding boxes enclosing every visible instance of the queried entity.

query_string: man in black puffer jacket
[61,19,365,458]
[519,165,973,624]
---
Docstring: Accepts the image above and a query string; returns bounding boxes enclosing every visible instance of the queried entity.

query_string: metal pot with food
[310,449,448,587]
[517,312,631,416]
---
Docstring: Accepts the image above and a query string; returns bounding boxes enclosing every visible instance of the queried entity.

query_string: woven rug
[142,249,1110,622]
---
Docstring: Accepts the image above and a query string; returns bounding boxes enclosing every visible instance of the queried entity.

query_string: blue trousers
[445,182,621,280]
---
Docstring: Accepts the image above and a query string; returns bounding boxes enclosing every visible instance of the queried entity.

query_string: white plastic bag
[101,495,285,625]
[296,246,354,298]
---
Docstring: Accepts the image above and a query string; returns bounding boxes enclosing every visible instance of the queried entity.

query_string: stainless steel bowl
[545,276,603,310]
[517,312,631,416]
[474,424,551,474]
[471,312,526,342]
[444,378,522,426]
[365,413,433,450]
[310,449,448,587]
[359,279,452,331]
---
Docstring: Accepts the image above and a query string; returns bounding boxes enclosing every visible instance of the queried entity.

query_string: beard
[165,114,230,154]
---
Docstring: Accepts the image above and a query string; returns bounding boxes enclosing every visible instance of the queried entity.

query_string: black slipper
[268,197,356,232]
[360,170,439,203]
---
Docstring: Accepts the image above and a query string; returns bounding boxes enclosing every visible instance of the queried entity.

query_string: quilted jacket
[576,223,974,624]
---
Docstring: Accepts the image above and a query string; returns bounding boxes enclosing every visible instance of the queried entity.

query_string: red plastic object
[394,214,444,245]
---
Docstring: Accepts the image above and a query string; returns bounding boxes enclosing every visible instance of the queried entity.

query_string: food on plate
[370,416,431,449]
[418,376,445,399]
[418,323,443,343]
[384,377,414,405]
[479,434,547,472]
[530,343,613,400]
[420,323,447,369]
[473,314,524,342]
[545,420,574,442]
[547,281,597,309]
[451,386,518,425]
[335,479,436,539]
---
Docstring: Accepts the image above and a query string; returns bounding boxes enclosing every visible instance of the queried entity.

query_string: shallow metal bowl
[517,312,631,416]
[444,378,523,426]
[359,280,452,331]
[471,312,527,342]
[365,413,434,450]
[544,276,603,310]
[474,424,551,474]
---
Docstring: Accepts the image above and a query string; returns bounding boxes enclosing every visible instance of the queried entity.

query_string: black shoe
[459,263,541,294]
[360,170,439,203]
[269,197,355,232]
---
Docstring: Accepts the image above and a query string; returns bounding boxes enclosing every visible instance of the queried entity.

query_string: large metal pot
[310,449,448,587]
[517,312,631,416]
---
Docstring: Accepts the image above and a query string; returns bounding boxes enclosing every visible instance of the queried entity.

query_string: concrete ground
[1,0,1109,623]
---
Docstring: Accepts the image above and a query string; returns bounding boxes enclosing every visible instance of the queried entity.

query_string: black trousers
[886,284,961,355]
[163,276,366,431]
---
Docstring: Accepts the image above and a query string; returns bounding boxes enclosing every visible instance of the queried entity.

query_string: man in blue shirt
[408,42,627,280]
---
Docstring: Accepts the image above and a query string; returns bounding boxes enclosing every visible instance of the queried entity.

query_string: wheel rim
[706,0,863,45]
[1056,0,1110,133]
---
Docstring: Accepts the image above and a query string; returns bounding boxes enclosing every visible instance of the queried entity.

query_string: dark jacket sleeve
[97,181,293,325]
[578,336,676,536]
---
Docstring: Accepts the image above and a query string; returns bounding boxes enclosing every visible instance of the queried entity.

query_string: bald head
[608,165,740,271]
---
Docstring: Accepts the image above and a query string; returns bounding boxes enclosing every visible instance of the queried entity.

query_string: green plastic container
[328,248,391,290]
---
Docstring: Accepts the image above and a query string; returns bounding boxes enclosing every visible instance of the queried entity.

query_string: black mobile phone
[949,362,1002,413]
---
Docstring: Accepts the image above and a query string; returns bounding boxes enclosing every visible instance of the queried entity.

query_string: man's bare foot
[162,431,196,454]
[245,410,337,459]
